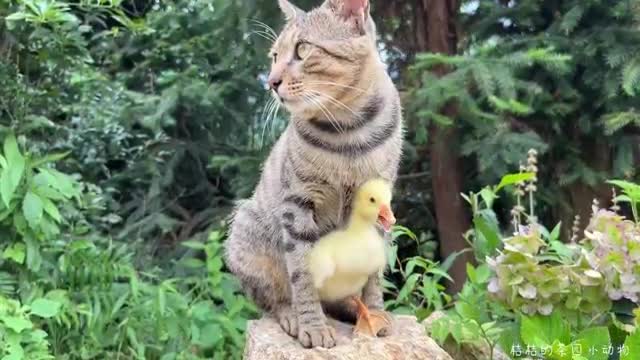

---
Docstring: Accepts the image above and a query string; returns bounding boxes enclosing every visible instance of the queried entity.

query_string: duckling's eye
[369,197,376,203]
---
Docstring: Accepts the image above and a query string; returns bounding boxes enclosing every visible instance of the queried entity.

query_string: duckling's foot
[352,296,393,337]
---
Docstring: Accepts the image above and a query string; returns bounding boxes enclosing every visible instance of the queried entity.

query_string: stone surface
[244,315,453,360]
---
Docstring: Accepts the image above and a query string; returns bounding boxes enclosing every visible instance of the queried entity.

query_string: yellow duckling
[307,178,396,337]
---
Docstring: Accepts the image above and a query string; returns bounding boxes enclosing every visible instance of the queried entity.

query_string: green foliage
[408,47,560,179]
[0,132,80,282]
[517,312,611,360]
[429,156,640,359]
[0,0,287,357]
[175,231,259,357]
[408,0,640,222]
[622,58,640,97]
[608,180,640,222]
[487,224,611,320]
[621,330,640,360]
[603,110,640,135]
[1,0,275,249]
[430,263,511,359]
[0,296,54,360]
[383,226,455,320]
[461,171,536,261]
[0,133,257,359]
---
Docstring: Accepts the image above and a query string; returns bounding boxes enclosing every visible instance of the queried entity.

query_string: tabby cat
[224,0,403,348]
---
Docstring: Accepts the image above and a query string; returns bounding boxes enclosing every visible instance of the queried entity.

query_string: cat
[223,0,403,349]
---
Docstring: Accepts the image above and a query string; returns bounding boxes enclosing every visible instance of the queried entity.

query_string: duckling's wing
[308,247,336,289]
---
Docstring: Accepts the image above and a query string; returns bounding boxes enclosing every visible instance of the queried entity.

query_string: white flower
[486,256,497,268]
[584,270,602,279]
[518,284,537,299]
[488,278,500,293]
[620,273,635,285]
[609,289,623,301]
[538,303,553,315]
[521,304,536,315]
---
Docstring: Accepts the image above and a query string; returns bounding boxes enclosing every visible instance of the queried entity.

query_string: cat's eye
[294,42,311,60]
[272,53,278,62]
[370,197,376,203]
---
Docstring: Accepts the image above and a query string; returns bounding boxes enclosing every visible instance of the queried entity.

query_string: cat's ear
[278,0,304,21]
[323,0,370,34]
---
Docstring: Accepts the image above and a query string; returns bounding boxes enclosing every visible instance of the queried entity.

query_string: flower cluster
[487,149,640,317]
[582,205,640,302]
[487,225,611,316]
[525,149,538,224]
[511,149,540,232]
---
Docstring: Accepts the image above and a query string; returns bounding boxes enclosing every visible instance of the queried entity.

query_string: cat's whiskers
[248,20,277,43]
[302,93,345,134]
[266,98,282,141]
[257,96,273,129]
[260,97,278,147]
[248,30,277,43]
[259,97,275,146]
[271,101,282,140]
[305,81,367,93]
[250,19,278,39]
[305,89,357,117]
[252,29,277,42]
[306,93,346,134]
[304,95,343,134]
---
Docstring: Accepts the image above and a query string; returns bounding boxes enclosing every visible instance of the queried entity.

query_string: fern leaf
[560,5,584,35]
[488,96,533,115]
[493,66,517,99]
[605,47,636,68]
[527,48,572,75]
[622,57,640,96]
[602,110,640,135]
[471,62,496,99]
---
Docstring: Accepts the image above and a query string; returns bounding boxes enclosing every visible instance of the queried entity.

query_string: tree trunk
[0,23,9,58]
[413,0,472,293]
[559,138,613,239]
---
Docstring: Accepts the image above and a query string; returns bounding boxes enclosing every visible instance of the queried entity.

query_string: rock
[244,315,453,360]
[420,311,446,329]
[422,311,510,360]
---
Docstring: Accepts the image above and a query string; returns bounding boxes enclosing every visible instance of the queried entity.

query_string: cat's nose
[268,77,283,92]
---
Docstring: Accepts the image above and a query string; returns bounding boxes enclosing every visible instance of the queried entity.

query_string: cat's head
[267,0,379,117]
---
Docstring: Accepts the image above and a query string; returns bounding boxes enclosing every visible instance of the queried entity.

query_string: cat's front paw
[277,307,298,337]
[298,322,336,349]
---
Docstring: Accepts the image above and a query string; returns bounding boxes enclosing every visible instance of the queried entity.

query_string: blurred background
[1,0,639,359]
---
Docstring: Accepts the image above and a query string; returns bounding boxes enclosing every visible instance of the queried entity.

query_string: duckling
[307,178,396,337]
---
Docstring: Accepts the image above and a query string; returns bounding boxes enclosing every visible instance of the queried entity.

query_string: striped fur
[224,0,402,349]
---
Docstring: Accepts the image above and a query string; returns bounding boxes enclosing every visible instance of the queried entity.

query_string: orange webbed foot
[352,296,393,337]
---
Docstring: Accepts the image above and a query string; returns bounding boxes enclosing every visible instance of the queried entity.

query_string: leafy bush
[0,133,256,359]
[582,181,640,303]
[383,226,455,319]
[0,296,54,359]
[427,150,640,359]
[486,222,611,320]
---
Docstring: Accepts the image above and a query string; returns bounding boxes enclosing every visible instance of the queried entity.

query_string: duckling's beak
[377,204,396,232]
